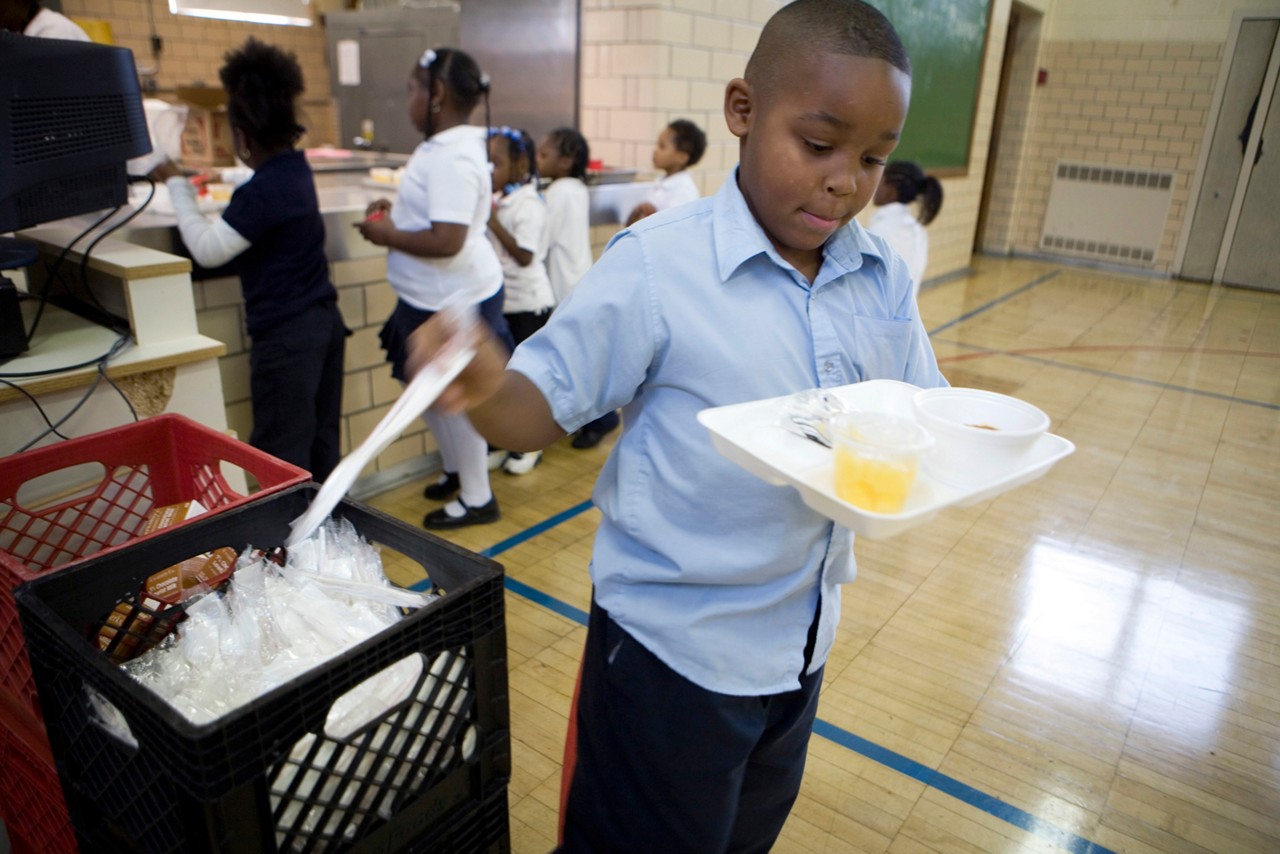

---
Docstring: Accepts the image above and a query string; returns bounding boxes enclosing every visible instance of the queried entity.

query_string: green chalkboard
[874,0,992,174]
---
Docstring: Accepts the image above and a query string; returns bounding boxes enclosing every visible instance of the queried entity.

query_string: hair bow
[418,48,437,68]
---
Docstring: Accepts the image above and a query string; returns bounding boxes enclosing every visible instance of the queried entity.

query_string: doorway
[975,2,1044,255]
[1177,12,1280,291]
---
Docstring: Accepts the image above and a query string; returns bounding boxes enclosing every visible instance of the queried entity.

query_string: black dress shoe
[572,426,613,449]
[423,471,460,500]
[422,496,500,530]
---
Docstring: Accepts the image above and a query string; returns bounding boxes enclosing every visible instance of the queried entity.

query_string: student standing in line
[626,118,708,225]
[153,38,346,482]
[537,127,593,307]
[536,127,621,450]
[355,47,509,529]
[867,160,943,298]
[0,0,89,40]
[406,0,946,848]
[487,126,554,475]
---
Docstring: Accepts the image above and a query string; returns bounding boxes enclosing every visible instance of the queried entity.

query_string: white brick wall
[580,0,786,200]
[997,38,1222,270]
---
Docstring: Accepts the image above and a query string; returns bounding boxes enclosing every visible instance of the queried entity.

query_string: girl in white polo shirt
[487,126,554,475]
[356,47,511,529]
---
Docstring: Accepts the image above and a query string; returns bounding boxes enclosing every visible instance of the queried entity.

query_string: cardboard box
[177,87,235,167]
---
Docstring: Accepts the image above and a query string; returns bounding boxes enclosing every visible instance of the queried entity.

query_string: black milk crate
[14,484,510,853]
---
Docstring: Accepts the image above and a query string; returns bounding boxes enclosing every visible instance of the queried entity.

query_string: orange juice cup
[831,412,934,514]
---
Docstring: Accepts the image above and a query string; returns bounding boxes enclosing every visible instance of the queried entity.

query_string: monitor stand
[0,237,39,358]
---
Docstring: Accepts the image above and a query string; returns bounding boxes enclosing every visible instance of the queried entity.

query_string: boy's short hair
[746,0,911,92]
[667,119,707,167]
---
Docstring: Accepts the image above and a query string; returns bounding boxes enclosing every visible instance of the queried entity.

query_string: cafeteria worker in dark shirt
[154,38,347,481]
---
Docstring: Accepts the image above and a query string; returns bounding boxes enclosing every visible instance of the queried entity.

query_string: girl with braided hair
[355,47,508,528]
[487,125,553,475]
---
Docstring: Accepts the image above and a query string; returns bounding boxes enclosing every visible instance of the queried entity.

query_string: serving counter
[0,232,238,495]
[16,152,654,498]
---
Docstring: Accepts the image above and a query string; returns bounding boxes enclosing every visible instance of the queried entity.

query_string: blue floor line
[939,340,1280,411]
[927,269,1278,412]
[811,720,1114,854]
[480,502,1111,853]
[478,499,596,560]
[928,270,1061,336]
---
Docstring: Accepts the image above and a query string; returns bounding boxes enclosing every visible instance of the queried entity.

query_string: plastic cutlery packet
[92,517,437,733]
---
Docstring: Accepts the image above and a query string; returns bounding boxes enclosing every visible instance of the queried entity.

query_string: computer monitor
[0,31,151,235]
[0,31,151,356]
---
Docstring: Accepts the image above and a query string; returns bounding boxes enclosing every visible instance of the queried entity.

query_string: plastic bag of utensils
[95,517,438,731]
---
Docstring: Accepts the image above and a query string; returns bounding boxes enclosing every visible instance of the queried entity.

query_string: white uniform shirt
[25,8,90,40]
[386,124,502,311]
[648,170,700,212]
[543,176,592,305]
[868,201,928,297]
[490,182,554,314]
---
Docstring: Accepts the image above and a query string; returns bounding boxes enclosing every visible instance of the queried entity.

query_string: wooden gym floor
[366,254,1280,854]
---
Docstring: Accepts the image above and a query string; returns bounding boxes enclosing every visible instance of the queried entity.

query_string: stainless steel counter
[90,152,655,277]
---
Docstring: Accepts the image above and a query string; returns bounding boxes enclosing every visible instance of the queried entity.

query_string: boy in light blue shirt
[409,0,946,848]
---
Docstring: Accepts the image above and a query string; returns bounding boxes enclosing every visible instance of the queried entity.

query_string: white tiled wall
[579,1,784,201]
[59,0,338,146]
[997,38,1221,270]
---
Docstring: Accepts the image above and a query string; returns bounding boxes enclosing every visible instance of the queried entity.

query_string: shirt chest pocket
[847,314,914,382]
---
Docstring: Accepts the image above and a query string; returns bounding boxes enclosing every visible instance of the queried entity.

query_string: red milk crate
[0,414,309,721]
[0,692,76,853]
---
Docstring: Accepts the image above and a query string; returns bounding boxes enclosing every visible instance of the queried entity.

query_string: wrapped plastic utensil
[287,304,479,546]
[779,388,847,448]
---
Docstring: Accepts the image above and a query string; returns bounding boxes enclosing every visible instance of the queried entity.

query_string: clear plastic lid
[832,412,935,454]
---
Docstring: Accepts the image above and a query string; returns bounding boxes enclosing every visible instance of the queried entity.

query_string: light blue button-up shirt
[508,170,946,695]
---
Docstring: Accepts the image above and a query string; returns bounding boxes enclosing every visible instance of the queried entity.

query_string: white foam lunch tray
[697,380,1075,540]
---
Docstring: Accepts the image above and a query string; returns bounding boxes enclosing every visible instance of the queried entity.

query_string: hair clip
[418,48,437,68]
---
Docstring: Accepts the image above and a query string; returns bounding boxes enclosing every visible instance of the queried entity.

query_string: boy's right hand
[365,198,392,219]
[406,314,510,415]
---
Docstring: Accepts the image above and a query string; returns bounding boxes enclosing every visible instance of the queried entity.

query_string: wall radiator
[1039,161,1174,266]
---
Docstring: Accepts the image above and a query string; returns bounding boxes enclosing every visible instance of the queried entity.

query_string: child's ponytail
[917,176,943,226]
[414,47,491,139]
[883,161,944,226]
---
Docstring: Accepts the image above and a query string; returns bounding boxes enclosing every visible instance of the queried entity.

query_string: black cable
[75,176,157,333]
[13,365,105,454]
[0,377,73,442]
[0,336,136,378]
[98,331,139,422]
[10,332,134,455]
[24,203,122,346]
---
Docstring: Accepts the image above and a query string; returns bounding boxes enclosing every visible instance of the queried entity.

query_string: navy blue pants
[580,408,619,438]
[248,300,347,481]
[560,600,823,853]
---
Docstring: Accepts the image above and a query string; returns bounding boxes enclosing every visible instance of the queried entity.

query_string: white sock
[423,410,492,508]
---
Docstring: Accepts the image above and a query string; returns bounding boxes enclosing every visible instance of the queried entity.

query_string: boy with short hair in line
[409,0,947,848]
[626,117,708,225]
